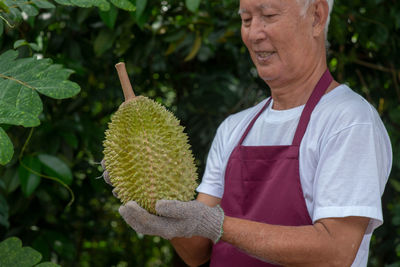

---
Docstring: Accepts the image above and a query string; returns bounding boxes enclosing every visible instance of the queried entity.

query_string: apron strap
[238,97,272,145]
[292,69,333,146]
[238,69,333,146]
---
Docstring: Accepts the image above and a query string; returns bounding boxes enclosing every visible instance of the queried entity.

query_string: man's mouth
[255,51,275,61]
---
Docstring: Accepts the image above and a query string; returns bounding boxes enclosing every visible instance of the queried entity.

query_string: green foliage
[18,155,41,197]
[0,0,55,30]
[53,0,135,11]
[0,49,80,164]
[0,0,398,266]
[0,193,9,228]
[16,153,73,198]
[0,236,59,267]
[109,0,135,11]
[185,0,201,13]
[37,154,73,185]
[0,127,13,165]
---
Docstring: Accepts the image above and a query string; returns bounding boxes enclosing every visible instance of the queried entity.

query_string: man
[104,0,392,266]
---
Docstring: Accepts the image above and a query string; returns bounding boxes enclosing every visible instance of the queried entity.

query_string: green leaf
[390,179,400,193]
[60,132,78,149]
[2,0,53,19]
[69,0,98,8]
[0,20,3,37]
[32,235,50,263]
[28,42,40,51]
[0,237,42,266]
[99,4,118,29]
[31,0,56,9]
[110,0,135,11]
[389,106,400,122]
[386,261,400,267]
[13,39,29,49]
[0,127,13,165]
[17,2,39,17]
[135,8,147,29]
[95,0,110,11]
[0,50,80,128]
[43,231,76,260]
[0,193,9,228]
[18,155,41,197]
[54,0,109,10]
[1,168,20,194]
[0,106,41,127]
[38,154,73,185]
[0,1,10,13]
[136,0,146,20]
[8,6,22,22]
[35,80,80,99]
[74,0,110,10]
[94,29,115,56]
[184,33,202,61]
[392,214,400,226]
[185,0,201,13]
[53,0,74,6]
[36,263,60,267]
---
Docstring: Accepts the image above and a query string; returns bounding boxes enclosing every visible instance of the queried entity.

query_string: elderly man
[108,0,392,266]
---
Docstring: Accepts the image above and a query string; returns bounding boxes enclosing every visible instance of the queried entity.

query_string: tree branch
[351,58,392,73]
[390,63,400,103]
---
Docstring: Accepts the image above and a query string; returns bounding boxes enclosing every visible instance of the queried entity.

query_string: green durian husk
[103,96,198,214]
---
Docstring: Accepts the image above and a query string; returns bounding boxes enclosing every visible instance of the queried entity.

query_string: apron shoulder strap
[292,70,333,146]
[238,97,272,145]
[238,69,333,147]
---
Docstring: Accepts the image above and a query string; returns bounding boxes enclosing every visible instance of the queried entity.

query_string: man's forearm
[170,236,213,267]
[169,193,219,266]
[221,216,369,267]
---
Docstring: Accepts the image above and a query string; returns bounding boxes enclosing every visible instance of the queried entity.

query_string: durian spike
[115,62,136,101]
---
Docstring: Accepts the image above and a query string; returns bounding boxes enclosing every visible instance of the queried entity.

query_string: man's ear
[311,0,329,37]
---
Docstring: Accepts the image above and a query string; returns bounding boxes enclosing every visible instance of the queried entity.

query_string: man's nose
[248,18,267,43]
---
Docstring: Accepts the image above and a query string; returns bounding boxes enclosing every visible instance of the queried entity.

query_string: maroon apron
[210,70,333,266]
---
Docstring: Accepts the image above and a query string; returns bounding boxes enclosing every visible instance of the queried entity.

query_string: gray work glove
[101,159,112,185]
[101,159,118,197]
[119,200,225,243]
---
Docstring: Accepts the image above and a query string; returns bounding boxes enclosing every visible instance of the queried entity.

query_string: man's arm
[119,192,369,266]
[168,192,369,267]
[170,193,221,267]
[222,216,369,267]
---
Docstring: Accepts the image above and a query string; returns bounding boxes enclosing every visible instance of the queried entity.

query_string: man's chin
[256,67,277,82]
[259,73,277,82]
[261,76,275,82]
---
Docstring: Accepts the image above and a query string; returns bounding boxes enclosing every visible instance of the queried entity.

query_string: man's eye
[263,14,277,18]
[242,18,251,25]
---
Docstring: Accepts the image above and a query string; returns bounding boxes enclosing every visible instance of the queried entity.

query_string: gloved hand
[119,200,225,243]
[101,159,112,185]
[101,159,118,197]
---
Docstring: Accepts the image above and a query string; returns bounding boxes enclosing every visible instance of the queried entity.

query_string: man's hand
[119,200,225,243]
[100,159,112,185]
[101,159,119,197]
[101,161,224,243]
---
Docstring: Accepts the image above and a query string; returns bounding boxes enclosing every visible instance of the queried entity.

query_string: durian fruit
[103,63,198,214]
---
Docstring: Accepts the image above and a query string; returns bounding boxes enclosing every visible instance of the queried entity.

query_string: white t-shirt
[197,84,392,266]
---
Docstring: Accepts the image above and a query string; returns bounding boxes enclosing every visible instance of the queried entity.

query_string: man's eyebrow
[238,4,275,14]
[260,3,274,10]
[238,8,247,15]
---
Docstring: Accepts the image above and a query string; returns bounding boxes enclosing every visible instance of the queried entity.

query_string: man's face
[239,0,316,86]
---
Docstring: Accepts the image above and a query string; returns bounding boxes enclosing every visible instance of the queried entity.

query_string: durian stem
[115,62,136,101]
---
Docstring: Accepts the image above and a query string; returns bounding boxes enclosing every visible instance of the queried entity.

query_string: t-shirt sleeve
[312,120,392,233]
[196,121,227,198]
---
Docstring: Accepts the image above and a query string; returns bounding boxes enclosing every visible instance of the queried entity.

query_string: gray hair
[298,0,334,41]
